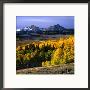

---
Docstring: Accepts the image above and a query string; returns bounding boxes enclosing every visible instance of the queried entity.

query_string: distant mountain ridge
[17,24,73,31]
[16,24,74,35]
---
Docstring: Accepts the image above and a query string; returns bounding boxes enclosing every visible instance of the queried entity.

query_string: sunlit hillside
[16,35,74,71]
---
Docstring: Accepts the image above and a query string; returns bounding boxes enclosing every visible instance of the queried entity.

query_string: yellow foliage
[16,35,74,67]
[51,48,63,65]
[16,46,22,51]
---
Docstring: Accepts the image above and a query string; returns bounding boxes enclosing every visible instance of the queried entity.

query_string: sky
[16,16,74,29]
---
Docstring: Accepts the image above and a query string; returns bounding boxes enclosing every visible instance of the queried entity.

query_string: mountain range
[16,24,74,35]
